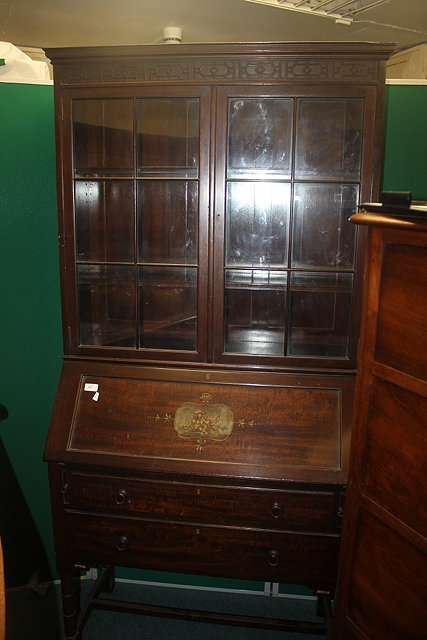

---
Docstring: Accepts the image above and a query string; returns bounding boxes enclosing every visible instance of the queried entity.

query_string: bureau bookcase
[43,42,393,638]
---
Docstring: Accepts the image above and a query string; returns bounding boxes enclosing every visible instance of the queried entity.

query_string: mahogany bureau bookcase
[43,42,393,638]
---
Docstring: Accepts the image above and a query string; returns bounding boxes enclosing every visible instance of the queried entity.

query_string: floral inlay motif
[149,393,259,453]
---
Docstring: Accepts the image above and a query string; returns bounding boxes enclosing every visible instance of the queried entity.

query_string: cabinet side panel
[375,242,427,380]
[361,378,427,537]
[346,510,427,640]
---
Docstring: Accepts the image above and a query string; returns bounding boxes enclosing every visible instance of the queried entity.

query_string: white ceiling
[1,0,426,53]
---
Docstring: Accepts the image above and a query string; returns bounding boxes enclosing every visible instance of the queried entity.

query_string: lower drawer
[65,471,341,532]
[64,512,339,588]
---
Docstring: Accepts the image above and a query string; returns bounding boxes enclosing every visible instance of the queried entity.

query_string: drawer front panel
[65,472,340,532]
[65,512,339,587]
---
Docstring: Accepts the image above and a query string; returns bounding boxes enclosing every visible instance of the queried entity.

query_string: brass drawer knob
[115,490,128,505]
[269,502,282,519]
[268,549,279,567]
[116,535,128,552]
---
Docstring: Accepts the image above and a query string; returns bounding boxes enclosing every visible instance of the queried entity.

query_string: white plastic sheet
[0,41,52,84]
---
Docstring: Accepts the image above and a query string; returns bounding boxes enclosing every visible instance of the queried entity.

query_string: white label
[84,383,99,392]
[92,391,100,402]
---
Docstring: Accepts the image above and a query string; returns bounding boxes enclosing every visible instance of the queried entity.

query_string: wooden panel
[45,42,393,87]
[45,361,353,482]
[66,472,340,532]
[375,241,427,380]
[333,214,427,640]
[69,375,342,471]
[362,377,427,537]
[345,510,427,640]
[65,512,340,586]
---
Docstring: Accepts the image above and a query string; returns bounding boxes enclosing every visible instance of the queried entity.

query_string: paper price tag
[84,383,99,392]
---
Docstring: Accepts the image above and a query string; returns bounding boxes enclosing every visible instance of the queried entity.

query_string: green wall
[0,81,425,589]
[0,83,62,586]
[382,84,427,200]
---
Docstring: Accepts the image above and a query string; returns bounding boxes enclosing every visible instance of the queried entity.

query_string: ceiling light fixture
[244,0,389,26]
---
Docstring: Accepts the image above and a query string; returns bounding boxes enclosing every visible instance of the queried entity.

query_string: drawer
[65,512,340,588]
[63,472,341,532]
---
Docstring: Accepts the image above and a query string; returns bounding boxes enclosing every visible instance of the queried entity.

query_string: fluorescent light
[244,0,389,26]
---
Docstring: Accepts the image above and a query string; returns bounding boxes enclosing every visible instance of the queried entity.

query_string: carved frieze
[57,56,378,85]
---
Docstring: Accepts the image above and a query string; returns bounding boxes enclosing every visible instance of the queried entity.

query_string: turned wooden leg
[60,570,81,640]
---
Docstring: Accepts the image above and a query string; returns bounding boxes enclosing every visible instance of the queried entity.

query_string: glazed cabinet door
[59,86,211,361]
[212,86,376,370]
[57,81,376,370]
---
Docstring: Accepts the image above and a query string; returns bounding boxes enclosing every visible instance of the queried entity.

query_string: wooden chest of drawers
[45,361,351,636]
[54,468,342,585]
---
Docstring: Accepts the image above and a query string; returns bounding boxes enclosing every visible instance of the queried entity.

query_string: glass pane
[137,181,198,264]
[226,182,291,267]
[77,265,136,347]
[75,180,135,262]
[288,272,354,358]
[139,267,197,350]
[295,99,363,179]
[292,183,358,269]
[136,98,199,177]
[228,98,293,178]
[224,269,287,355]
[73,99,133,177]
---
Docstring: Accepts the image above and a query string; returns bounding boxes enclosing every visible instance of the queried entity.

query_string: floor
[6,578,328,639]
